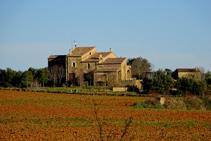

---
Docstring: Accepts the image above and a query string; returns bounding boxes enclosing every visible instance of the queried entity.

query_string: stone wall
[178,72,201,80]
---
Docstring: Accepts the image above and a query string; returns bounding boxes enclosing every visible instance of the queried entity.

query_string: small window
[72,62,76,67]
[89,52,91,55]
[88,63,90,69]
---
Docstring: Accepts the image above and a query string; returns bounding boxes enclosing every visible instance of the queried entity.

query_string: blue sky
[0,0,211,72]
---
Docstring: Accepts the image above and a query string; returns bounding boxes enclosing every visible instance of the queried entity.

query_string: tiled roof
[67,47,96,56]
[82,52,112,62]
[176,68,200,72]
[100,58,126,64]
[94,67,121,72]
[48,55,66,59]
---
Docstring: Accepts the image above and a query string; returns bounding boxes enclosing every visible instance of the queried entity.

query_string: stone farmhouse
[172,67,201,80]
[48,47,132,86]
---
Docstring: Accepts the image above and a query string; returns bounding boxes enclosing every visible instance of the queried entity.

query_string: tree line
[128,57,211,96]
[0,67,48,88]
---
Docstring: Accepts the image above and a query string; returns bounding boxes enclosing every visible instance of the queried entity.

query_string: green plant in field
[131,97,166,110]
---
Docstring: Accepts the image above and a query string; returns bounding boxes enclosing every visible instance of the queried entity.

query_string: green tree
[22,71,33,88]
[142,69,174,94]
[175,77,206,96]
[11,70,23,87]
[37,67,49,87]
[0,69,6,87]
[28,67,38,79]
[164,68,172,76]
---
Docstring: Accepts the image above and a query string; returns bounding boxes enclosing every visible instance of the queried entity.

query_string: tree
[164,68,172,76]
[12,70,23,87]
[130,57,152,79]
[198,67,205,80]
[142,69,174,95]
[22,71,33,88]
[57,66,65,85]
[28,67,37,79]
[37,68,48,87]
[175,77,206,96]
[204,71,211,87]
[48,65,65,88]
[48,65,58,87]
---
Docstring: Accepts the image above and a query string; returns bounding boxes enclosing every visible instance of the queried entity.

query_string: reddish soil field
[0,90,211,140]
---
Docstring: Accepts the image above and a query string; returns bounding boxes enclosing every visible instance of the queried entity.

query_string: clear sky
[0,0,211,72]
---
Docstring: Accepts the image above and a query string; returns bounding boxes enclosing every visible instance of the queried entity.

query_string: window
[89,52,91,55]
[72,62,76,67]
[88,63,90,69]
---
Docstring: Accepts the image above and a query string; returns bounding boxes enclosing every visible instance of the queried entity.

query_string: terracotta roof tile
[67,47,96,56]
[82,52,112,62]
[101,58,126,64]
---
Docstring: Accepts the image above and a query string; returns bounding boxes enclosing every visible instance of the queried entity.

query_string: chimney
[110,48,112,52]
[69,49,72,55]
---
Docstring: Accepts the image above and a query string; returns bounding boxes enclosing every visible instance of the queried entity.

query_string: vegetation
[175,77,206,96]
[127,57,152,79]
[132,96,211,111]
[0,67,48,88]
[142,69,174,95]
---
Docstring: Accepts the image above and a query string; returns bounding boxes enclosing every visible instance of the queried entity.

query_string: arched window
[89,52,92,55]
[72,62,76,67]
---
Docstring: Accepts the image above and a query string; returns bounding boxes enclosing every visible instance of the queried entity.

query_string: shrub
[175,77,206,96]
[142,70,174,95]
[202,96,211,111]
[131,97,165,109]
[183,96,206,111]
[164,98,186,110]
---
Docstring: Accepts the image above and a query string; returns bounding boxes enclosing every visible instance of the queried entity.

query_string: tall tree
[57,66,65,85]
[130,57,152,79]
[37,68,49,87]
[48,65,58,88]
[22,71,33,88]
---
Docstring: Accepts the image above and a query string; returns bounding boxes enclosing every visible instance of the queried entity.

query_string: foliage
[142,69,174,94]
[37,67,49,87]
[164,98,187,110]
[0,67,49,88]
[129,57,152,79]
[131,97,165,109]
[205,71,211,86]
[22,71,33,88]
[183,96,206,111]
[175,77,206,96]
[202,96,211,111]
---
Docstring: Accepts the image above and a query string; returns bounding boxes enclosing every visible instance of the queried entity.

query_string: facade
[172,67,201,80]
[48,47,131,86]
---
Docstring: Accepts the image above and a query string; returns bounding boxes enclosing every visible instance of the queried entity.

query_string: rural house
[172,67,201,80]
[48,47,132,86]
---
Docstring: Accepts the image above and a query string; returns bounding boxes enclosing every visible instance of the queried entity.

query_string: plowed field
[0,90,211,140]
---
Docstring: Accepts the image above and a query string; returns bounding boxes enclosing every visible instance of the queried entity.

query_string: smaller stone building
[172,67,201,80]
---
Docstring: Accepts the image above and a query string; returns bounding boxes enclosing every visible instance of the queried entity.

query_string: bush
[142,70,174,95]
[131,97,165,109]
[183,96,206,111]
[202,96,211,111]
[175,77,207,96]
[164,98,186,110]
[132,96,210,111]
